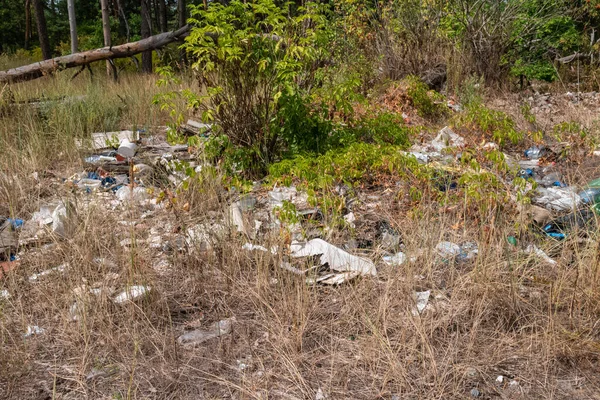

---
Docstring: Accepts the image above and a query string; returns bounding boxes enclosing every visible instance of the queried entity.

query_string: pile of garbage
[2,121,600,325]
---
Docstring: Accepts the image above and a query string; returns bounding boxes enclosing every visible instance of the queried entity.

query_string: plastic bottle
[524,146,545,159]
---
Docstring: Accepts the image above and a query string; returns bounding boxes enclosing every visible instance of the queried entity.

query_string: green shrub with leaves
[182,0,332,177]
[404,76,448,119]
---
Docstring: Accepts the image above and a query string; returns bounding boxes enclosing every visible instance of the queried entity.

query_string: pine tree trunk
[140,0,152,73]
[32,0,52,60]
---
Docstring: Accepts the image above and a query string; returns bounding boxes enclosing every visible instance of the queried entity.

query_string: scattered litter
[29,263,68,282]
[113,285,151,304]
[412,290,431,316]
[409,151,432,164]
[435,241,461,258]
[0,289,9,299]
[242,243,277,254]
[117,138,137,158]
[23,325,44,338]
[51,201,77,237]
[534,187,581,211]
[509,380,519,388]
[344,212,356,228]
[76,130,139,150]
[470,388,481,398]
[496,375,504,383]
[382,252,407,266]
[115,186,149,202]
[431,126,465,152]
[543,209,596,240]
[229,202,246,234]
[77,178,102,190]
[290,239,377,276]
[177,317,235,347]
[524,244,557,265]
[524,146,546,159]
[315,388,326,400]
[447,100,463,112]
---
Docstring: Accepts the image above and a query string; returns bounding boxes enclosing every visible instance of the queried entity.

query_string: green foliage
[404,76,448,119]
[183,0,332,177]
[453,99,523,146]
[344,112,413,147]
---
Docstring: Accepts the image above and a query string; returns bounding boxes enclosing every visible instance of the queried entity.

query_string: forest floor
[2,72,600,399]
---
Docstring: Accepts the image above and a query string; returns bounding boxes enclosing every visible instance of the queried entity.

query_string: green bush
[183,0,332,177]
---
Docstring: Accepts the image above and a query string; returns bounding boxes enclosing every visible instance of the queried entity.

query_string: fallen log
[0,25,191,84]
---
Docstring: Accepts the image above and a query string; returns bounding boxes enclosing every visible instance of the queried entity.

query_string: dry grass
[2,69,600,400]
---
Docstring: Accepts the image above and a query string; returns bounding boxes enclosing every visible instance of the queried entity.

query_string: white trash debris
[177,317,235,347]
[382,252,407,266]
[23,325,44,338]
[115,186,149,202]
[29,263,68,282]
[268,186,298,208]
[412,290,431,316]
[0,289,10,299]
[315,388,326,400]
[524,244,557,265]
[113,285,151,304]
[344,212,356,228]
[534,187,581,211]
[229,202,246,234]
[76,130,139,150]
[435,241,462,258]
[51,202,76,237]
[496,375,504,383]
[431,126,465,152]
[290,239,377,276]
[409,151,434,164]
[77,178,102,190]
[117,138,137,158]
[242,243,277,254]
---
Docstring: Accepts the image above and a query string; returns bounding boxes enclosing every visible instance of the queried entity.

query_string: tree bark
[178,0,187,65]
[141,0,152,73]
[25,0,32,50]
[178,0,186,28]
[32,0,52,60]
[158,0,167,32]
[100,0,112,76]
[67,0,78,53]
[0,25,190,84]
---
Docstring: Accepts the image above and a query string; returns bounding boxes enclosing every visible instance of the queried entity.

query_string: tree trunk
[32,0,52,60]
[158,0,167,32]
[25,0,32,50]
[178,0,186,28]
[67,0,78,53]
[115,0,130,42]
[178,0,187,65]
[0,25,190,84]
[141,0,152,73]
[100,0,112,76]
